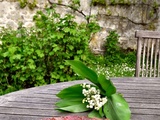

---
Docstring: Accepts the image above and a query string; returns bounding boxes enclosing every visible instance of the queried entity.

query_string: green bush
[0,8,136,95]
[0,8,100,95]
[104,31,136,67]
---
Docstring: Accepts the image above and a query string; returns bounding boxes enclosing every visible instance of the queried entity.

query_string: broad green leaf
[56,84,84,99]
[103,93,131,120]
[56,103,89,112]
[98,74,116,97]
[103,99,118,120]
[66,60,99,86]
[99,107,104,117]
[88,110,101,118]
[55,98,83,107]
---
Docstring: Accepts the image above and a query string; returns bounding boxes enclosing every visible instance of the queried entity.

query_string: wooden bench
[0,77,160,120]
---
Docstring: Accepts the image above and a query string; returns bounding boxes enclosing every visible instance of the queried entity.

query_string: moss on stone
[18,0,37,9]
[92,0,106,6]
[147,22,156,30]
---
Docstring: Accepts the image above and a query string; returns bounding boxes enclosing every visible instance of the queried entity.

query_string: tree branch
[48,0,89,23]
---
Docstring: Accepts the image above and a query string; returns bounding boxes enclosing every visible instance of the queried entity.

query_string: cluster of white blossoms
[81,83,107,110]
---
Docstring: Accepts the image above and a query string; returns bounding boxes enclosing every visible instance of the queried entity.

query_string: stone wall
[0,0,50,29]
[0,0,160,52]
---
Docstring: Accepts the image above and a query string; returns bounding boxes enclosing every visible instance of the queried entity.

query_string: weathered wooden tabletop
[0,77,160,120]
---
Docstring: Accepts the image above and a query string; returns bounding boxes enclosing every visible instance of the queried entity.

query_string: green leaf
[77,50,83,54]
[55,98,83,107]
[57,33,64,39]
[29,64,36,69]
[56,84,84,99]
[20,77,26,81]
[15,54,21,59]
[99,107,104,117]
[56,103,89,112]
[66,60,99,86]
[36,50,44,58]
[8,46,17,54]
[70,29,77,35]
[68,45,74,50]
[88,110,101,118]
[98,74,116,97]
[103,93,131,120]
[64,27,70,33]
[3,52,9,57]
[27,59,34,63]
[59,65,64,69]
[53,46,60,52]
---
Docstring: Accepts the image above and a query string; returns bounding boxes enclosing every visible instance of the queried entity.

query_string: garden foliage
[104,31,136,66]
[0,7,136,95]
[0,8,100,95]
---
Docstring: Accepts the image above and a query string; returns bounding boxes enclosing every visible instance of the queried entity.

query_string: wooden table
[0,77,160,120]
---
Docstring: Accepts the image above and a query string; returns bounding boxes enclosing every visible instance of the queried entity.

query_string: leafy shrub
[104,31,136,67]
[0,8,100,95]
[104,30,122,65]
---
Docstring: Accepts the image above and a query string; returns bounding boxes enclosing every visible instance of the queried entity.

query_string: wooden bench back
[135,30,160,77]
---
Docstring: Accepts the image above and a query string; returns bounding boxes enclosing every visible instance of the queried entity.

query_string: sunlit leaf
[103,93,131,120]
[98,74,116,96]
[66,60,99,86]
[88,110,101,118]
[55,98,83,107]
[56,84,84,99]
[56,103,89,112]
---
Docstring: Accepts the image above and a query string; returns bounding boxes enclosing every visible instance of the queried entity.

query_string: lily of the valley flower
[81,83,107,110]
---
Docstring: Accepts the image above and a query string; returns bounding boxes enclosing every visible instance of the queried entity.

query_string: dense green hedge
[0,8,100,95]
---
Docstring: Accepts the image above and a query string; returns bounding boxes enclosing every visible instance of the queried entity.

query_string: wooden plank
[135,30,160,39]
[125,97,160,104]
[131,114,160,120]
[0,102,54,109]
[129,103,160,109]
[0,106,59,117]
[131,108,160,115]
[136,38,142,77]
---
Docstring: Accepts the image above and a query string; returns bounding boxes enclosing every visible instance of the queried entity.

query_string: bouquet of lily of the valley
[55,60,131,120]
